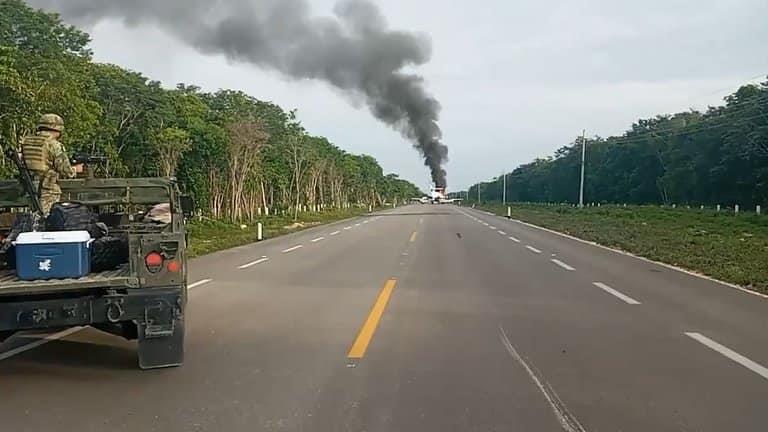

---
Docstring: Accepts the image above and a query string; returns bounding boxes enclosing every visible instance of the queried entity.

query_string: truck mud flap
[138,317,184,369]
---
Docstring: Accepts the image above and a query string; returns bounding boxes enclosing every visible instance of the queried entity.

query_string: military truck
[0,177,191,369]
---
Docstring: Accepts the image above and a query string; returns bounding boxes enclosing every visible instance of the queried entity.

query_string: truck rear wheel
[137,317,184,369]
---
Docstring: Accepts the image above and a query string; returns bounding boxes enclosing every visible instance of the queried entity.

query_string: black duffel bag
[46,202,106,239]
[90,236,129,272]
[1,213,35,268]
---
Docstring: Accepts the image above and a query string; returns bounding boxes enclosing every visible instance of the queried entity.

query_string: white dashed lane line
[498,231,507,235]
[592,282,641,305]
[526,246,542,254]
[344,226,352,230]
[238,257,269,269]
[685,332,768,380]
[508,236,521,243]
[0,327,85,362]
[330,231,341,236]
[282,245,304,253]
[489,226,497,230]
[189,278,214,289]
[551,259,575,271]
[311,237,325,243]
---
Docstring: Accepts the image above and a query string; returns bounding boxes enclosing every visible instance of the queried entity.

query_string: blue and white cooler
[14,231,92,280]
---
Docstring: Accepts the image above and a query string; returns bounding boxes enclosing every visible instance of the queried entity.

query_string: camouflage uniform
[21,114,76,215]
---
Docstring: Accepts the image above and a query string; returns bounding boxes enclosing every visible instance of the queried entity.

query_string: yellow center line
[347,279,397,359]
[410,231,418,242]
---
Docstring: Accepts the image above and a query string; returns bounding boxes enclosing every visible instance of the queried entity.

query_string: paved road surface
[2,205,767,431]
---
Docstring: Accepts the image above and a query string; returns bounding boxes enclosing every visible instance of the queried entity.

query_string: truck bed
[0,265,137,296]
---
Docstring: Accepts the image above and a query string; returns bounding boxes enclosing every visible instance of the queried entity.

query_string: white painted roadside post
[507,206,511,219]
[758,205,762,215]
[368,204,372,212]
[265,207,270,216]
[717,204,721,212]
[735,204,740,214]
[700,205,704,210]
[257,222,263,241]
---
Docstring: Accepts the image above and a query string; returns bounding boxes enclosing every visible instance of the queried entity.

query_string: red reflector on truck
[167,260,181,273]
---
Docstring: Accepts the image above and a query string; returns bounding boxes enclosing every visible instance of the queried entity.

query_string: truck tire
[137,317,184,369]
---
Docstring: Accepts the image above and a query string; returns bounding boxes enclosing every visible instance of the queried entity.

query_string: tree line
[0,0,421,220]
[469,79,768,207]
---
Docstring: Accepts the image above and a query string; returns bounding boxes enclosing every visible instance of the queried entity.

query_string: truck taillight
[145,251,163,272]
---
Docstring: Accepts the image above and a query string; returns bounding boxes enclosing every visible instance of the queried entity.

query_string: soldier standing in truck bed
[20,114,83,215]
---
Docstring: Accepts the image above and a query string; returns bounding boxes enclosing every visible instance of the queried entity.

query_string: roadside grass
[187,207,376,257]
[479,204,768,294]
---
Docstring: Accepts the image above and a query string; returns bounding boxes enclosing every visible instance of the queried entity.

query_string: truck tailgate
[0,265,137,296]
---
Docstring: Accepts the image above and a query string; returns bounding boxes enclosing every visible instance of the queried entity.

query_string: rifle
[71,153,108,179]
[71,153,108,166]
[1,137,45,228]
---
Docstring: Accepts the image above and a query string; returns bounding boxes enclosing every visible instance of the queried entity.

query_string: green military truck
[0,177,191,369]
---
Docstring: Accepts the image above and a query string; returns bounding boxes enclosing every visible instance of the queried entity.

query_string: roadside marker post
[257,223,263,241]
[735,204,740,215]
[507,206,511,219]
[717,204,721,212]
[757,205,762,215]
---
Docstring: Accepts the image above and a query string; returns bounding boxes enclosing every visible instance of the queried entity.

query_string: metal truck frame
[0,178,189,369]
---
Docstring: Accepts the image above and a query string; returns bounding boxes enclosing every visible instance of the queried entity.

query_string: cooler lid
[15,231,92,245]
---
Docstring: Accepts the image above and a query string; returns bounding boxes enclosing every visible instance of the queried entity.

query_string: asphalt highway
[1,204,767,431]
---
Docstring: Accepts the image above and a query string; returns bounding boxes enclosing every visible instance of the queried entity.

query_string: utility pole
[579,129,587,208]
[502,172,507,205]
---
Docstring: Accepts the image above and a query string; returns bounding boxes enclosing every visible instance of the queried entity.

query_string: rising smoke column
[31,0,448,187]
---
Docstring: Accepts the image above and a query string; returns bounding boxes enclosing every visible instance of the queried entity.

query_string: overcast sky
[47,0,768,191]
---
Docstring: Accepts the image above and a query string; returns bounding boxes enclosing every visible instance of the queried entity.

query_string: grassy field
[187,207,376,257]
[478,203,768,294]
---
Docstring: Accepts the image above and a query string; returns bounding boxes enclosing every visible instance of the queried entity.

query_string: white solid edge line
[498,231,507,235]
[311,237,325,243]
[282,245,304,253]
[509,236,521,243]
[238,258,269,269]
[471,209,768,300]
[499,326,587,432]
[593,282,641,305]
[188,278,214,289]
[526,245,542,254]
[0,326,86,361]
[551,259,575,271]
[685,332,768,380]
[330,231,341,236]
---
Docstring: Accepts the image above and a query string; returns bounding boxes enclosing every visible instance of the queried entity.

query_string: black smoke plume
[32,0,448,187]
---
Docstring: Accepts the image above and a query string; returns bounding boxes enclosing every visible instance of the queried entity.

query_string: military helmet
[37,113,64,132]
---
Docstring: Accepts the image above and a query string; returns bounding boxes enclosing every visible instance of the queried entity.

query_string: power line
[681,73,768,108]
[605,113,768,146]
[599,93,768,146]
